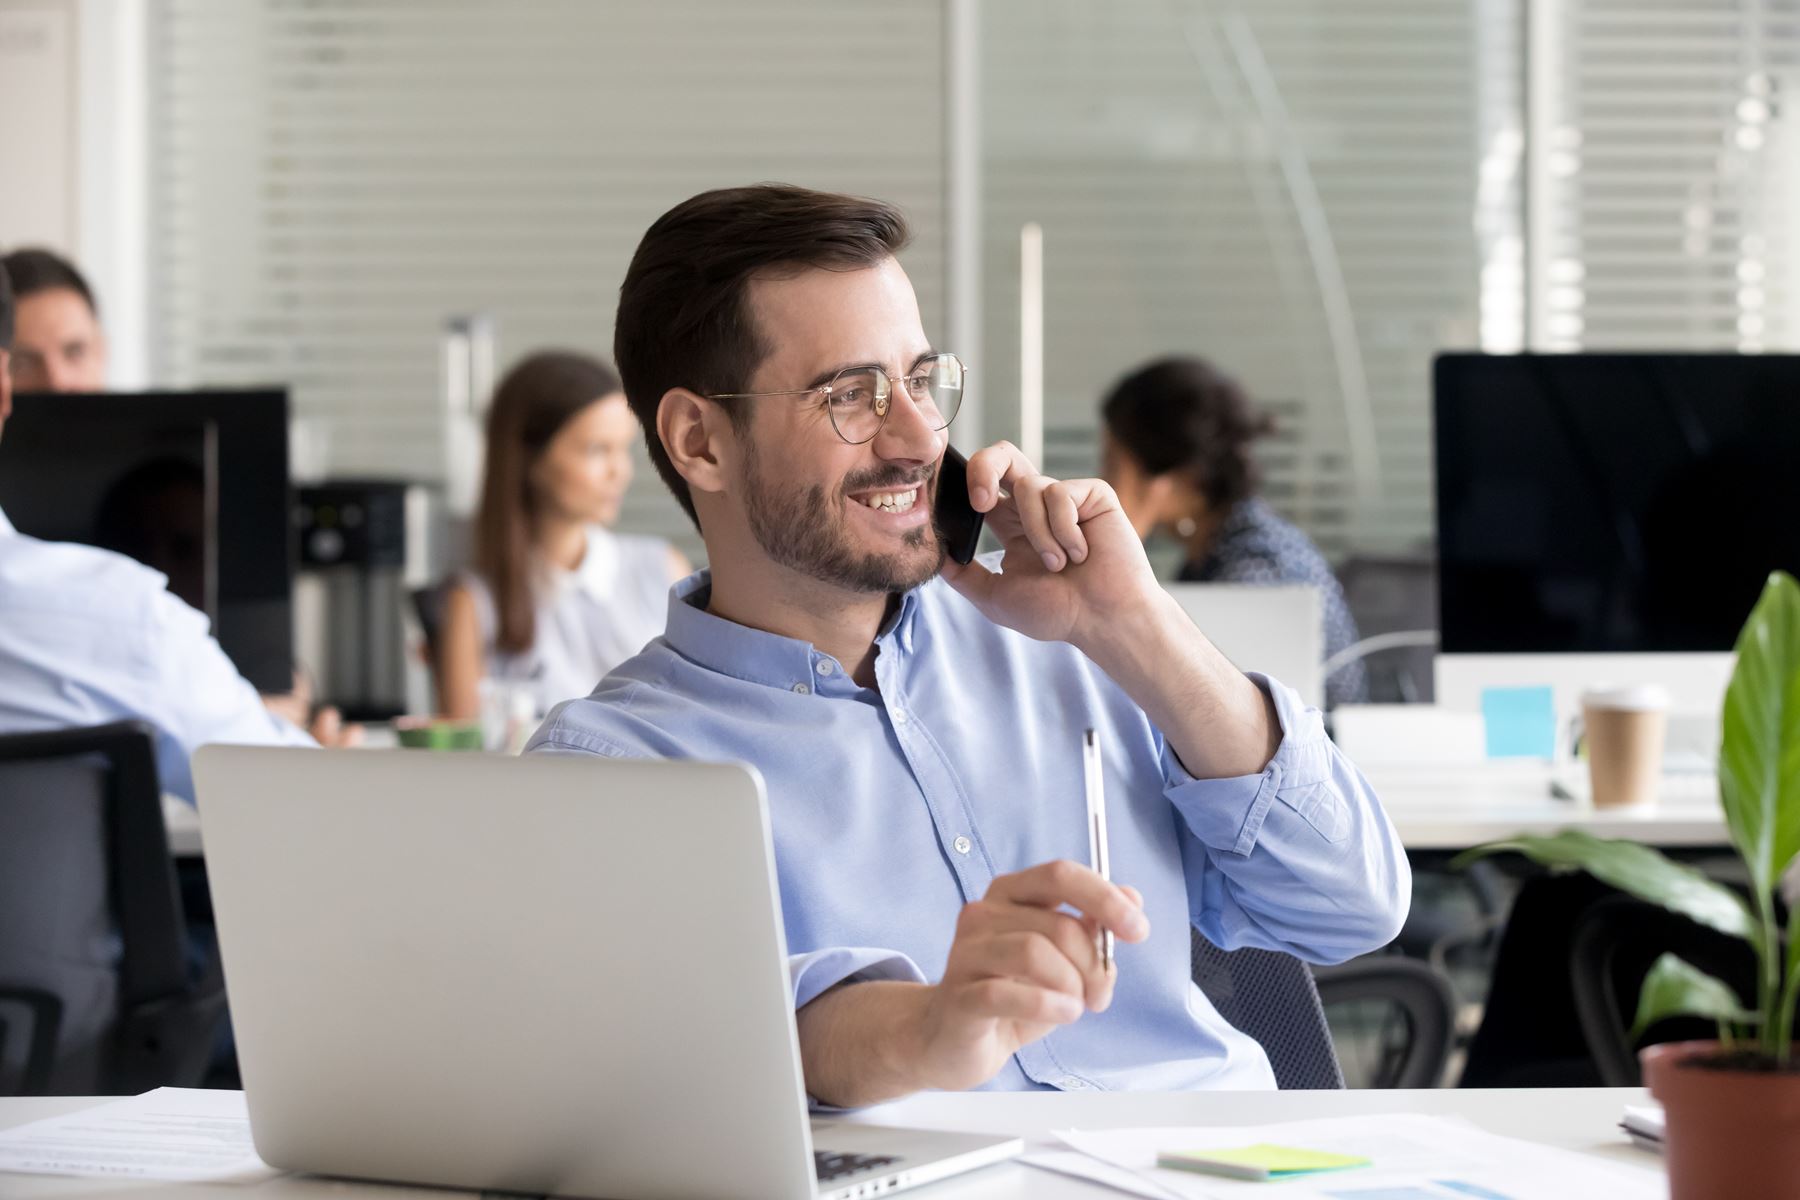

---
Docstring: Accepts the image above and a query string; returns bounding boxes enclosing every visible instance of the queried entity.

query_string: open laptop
[1164,583,1324,707]
[192,747,1021,1200]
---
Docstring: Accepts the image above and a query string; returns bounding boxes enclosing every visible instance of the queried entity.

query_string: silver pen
[1082,728,1114,971]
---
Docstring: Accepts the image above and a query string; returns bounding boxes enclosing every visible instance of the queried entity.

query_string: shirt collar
[662,569,924,691]
[0,505,13,536]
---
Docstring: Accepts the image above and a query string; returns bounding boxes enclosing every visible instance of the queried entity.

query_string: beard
[741,439,945,594]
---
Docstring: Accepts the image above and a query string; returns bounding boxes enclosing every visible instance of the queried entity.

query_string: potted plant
[1457,570,1800,1200]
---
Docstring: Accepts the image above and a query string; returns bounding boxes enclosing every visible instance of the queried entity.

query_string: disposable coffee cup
[1581,684,1670,809]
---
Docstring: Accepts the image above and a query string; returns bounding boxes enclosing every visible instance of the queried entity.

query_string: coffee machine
[293,480,443,721]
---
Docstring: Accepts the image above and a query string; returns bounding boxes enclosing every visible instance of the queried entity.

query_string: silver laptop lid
[193,747,818,1200]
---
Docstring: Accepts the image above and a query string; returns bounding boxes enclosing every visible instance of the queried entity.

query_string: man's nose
[871,382,945,463]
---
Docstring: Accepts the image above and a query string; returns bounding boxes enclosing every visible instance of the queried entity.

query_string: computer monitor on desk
[1432,352,1800,738]
[0,390,294,692]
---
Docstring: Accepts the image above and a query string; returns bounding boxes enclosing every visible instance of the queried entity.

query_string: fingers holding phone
[938,441,1162,648]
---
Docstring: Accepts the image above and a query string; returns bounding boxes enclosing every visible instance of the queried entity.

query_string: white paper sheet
[0,1087,277,1183]
[1021,1113,1664,1200]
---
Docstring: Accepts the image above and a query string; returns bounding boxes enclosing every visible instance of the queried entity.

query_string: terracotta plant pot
[1642,1039,1800,1200]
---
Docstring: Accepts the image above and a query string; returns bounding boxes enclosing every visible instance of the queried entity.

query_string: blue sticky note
[1481,686,1556,759]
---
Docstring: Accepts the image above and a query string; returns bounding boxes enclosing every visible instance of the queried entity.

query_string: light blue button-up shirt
[529,568,1409,1091]
[0,506,314,800]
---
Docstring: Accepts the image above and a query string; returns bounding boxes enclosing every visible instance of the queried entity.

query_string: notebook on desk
[192,747,1020,1200]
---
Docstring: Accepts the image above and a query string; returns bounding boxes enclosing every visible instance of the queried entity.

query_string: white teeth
[858,488,918,513]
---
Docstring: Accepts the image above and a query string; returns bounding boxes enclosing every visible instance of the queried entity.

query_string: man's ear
[657,387,733,500]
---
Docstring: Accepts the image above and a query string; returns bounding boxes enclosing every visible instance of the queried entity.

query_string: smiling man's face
[731,256,949,594]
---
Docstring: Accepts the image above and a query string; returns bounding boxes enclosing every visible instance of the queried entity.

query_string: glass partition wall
[976,0,1523,562]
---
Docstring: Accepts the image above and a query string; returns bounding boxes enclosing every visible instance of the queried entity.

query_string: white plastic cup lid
[1581,683,1671,712]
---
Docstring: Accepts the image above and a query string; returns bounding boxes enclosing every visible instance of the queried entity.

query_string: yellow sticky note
[1156,1143,1371,1182]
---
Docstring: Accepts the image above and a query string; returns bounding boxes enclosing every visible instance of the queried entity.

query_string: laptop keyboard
[814,1151,899,1182]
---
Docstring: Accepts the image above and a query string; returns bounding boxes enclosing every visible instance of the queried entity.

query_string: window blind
[1530,0,1798,353]
[148,0,948,558]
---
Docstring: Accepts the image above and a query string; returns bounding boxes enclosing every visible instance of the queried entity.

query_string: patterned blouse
[1178,498,1367,707]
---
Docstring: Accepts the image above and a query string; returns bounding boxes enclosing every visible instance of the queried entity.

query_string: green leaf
[1631,953,1760,1041]
[1718,571,1800,901]
[1455,830,1756,941]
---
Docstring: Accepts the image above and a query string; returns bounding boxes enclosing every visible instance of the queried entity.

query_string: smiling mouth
[852,487,920,514]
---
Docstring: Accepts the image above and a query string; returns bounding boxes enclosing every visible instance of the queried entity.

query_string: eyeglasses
[704,353,966,445]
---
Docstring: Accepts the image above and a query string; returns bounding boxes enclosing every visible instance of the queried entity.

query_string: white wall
[0,0,78,251]
[0,0,149,388]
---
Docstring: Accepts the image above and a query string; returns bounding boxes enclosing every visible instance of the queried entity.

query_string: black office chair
[410,577,460,712]
[1191,929,1344,1089]
[411,578,454,669]
[1569,894,1761,1087]
[0,721,226,1094]
[1333,554,1437,704]
[1192,930,1457,1090]
[1315,955,1457,1089]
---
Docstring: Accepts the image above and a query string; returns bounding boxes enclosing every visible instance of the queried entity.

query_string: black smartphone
[934,445,985,565]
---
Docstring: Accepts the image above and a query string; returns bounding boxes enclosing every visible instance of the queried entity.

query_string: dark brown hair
[1,247,98,316]
[1101,356,1277,511]
[0,262,13,350]
[613,183,911,529]
[474,350,622,654]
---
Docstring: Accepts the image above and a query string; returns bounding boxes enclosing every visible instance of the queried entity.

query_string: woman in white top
[438,351,691,720]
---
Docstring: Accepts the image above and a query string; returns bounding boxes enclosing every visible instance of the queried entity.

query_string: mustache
[840,465,935,494]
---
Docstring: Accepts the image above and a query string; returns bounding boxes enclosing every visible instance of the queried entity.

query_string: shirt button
[892,709,909,725]
[791,682,811,695]
[1059,1076,1086,1090]
[815,660,835,677]
[953,835,971,855]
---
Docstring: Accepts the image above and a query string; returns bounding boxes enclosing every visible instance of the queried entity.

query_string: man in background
[0,261,354,801]
[2,246,107,392]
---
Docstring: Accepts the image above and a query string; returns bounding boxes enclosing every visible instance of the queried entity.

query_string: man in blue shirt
[0,263,352,799]
[528,185,1409,1105]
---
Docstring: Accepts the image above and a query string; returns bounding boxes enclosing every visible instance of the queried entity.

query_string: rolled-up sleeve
[789,946,927,1012]
[1166,673,1410,964]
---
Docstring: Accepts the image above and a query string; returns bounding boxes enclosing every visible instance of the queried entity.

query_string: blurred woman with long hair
[438,350,690,720]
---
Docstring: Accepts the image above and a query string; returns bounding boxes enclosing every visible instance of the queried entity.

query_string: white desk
[165,762,1730,860]
[0,1088,1655,1198]
[1366,763,1729,850]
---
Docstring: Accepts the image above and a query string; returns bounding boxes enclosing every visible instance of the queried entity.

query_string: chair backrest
[411,577,458,710]
[1313,956,1457,1089]
[1190,929,1344,1089]
[1569,894,1760,1087]
[0,722,221,1094]
[1334,555,1437,703]
[411,580,452,665]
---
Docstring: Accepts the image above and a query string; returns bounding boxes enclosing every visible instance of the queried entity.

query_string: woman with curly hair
[1100,356,1365,705]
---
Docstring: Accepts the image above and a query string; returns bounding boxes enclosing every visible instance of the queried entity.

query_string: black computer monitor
[1434,352,1800,655]
[0,390,294,692]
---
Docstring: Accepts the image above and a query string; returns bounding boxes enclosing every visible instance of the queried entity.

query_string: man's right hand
[796,859,1149,1107]
[910,860,1148,1092]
